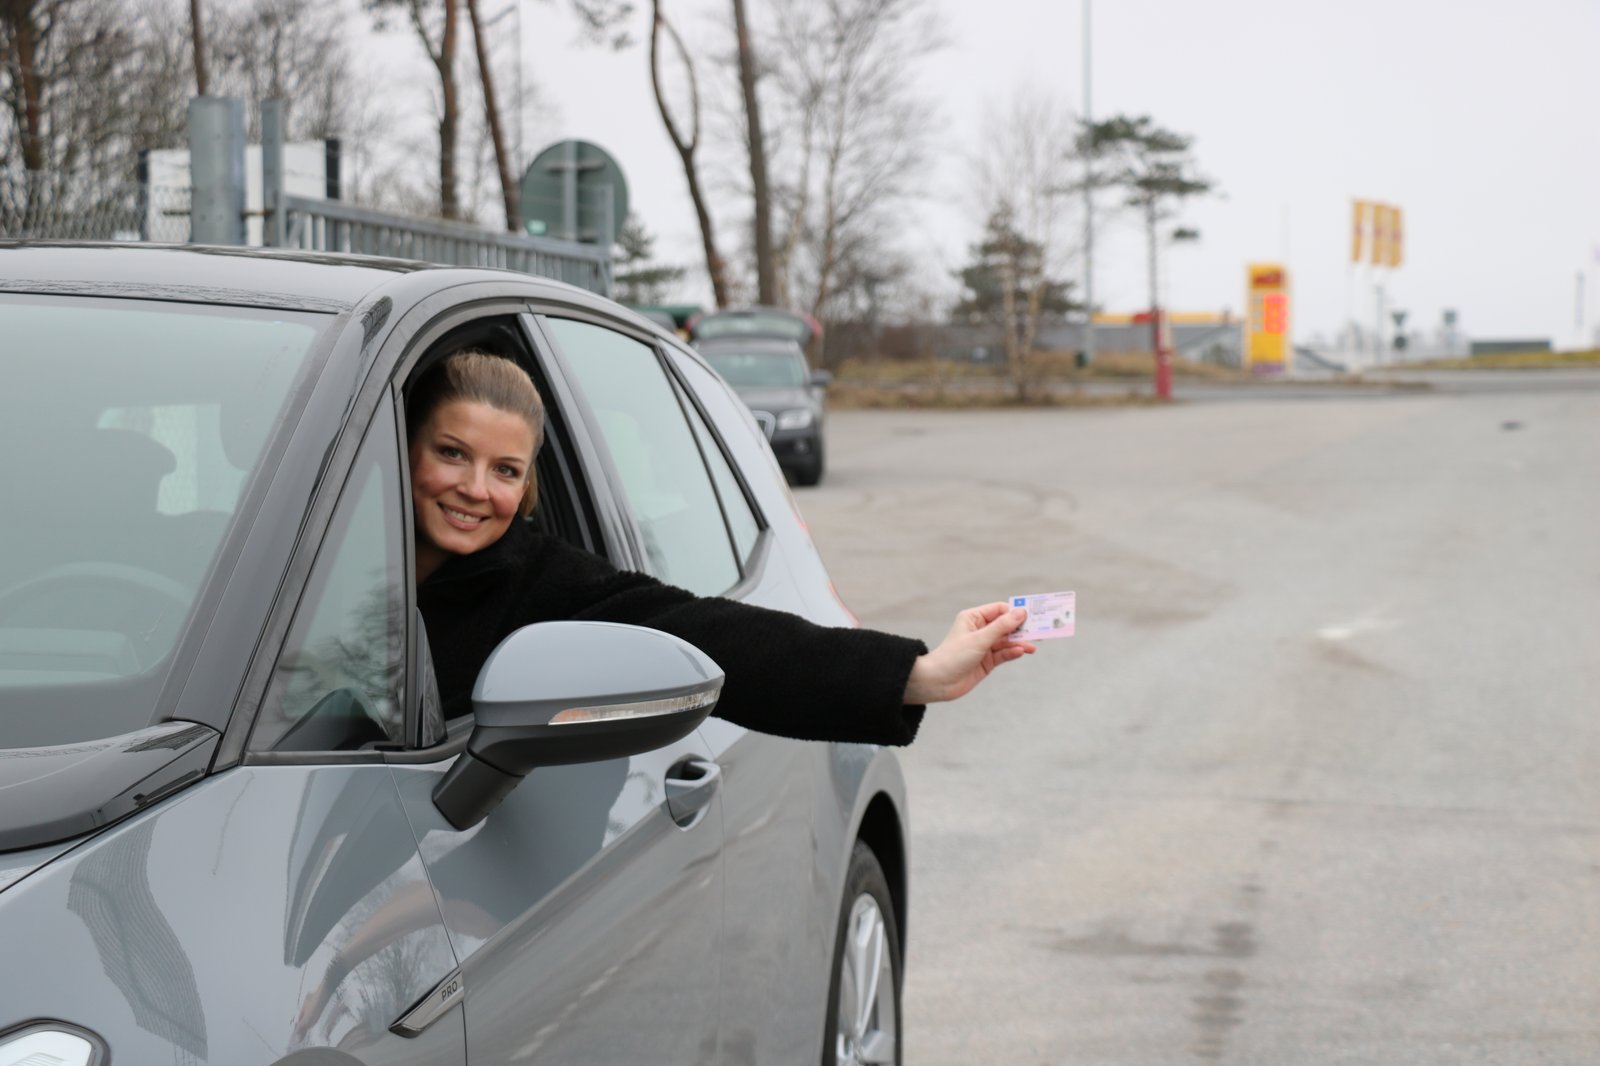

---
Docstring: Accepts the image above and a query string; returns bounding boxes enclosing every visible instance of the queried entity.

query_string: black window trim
[228,294,564,765]
[526,308,669,576]
[658,343,773,595]
[534,309,772,599]
[237,394,410,764]
[232,387,407,767]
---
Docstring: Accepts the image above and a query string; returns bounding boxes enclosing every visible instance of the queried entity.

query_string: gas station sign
[1245,262,1290,370]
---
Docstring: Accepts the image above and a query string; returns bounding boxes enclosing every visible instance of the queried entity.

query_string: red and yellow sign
[1355,199,1404,268]
[1351,200,1368,263]
[1245,262,1289,369]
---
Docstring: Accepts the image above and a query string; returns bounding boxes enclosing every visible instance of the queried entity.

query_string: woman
[409,350,1034,746]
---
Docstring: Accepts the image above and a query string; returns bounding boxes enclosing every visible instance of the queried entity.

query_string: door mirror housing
[432,621,723,829]
[808,369,833,389]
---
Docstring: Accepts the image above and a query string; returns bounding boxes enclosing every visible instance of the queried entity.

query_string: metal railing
[281,195,613,297]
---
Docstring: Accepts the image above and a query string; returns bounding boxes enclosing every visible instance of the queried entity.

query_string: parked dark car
[697,335,832,487]
[0,242,905,1066]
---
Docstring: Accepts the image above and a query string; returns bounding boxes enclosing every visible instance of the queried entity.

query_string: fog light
[0,1024,106,1066]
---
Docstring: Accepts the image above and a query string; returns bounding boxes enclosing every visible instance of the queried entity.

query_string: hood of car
[0,721,220,857]
[0,838,76,898]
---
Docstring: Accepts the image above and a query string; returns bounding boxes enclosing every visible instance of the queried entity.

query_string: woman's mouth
[440,504,486,530]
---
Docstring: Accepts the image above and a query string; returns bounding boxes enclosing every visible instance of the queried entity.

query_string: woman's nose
[459,464,490,499]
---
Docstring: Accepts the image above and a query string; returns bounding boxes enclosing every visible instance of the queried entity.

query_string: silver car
[0,243,906,1066]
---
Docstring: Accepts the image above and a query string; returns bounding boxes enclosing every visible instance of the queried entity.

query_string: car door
[541,317,835,1061]
[386,308,726,1064]
[668,349,845,1061]
[238,401,468,1065]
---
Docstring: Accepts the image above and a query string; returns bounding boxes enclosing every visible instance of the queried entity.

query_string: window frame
[228,292,778,765]
[242,398,411,757]
[530,309,772,593]
[229,296,593,765]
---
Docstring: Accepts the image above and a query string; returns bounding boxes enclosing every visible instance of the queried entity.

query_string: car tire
[821,841,901,1066]
[792,443,826,487]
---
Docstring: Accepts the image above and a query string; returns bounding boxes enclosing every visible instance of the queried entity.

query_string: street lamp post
[1082,0,1094,370]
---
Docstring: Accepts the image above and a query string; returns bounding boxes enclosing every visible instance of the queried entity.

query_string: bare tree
[967,89,1082,399]
[463,0,516,230]
[649,0,729,306]
[188,0,208,94]
[208,0,371,142]
[1,0,60,171]
[765,0,938,338]
[366,0,462,219]
[730,0,774,304]
[1,0,172,177]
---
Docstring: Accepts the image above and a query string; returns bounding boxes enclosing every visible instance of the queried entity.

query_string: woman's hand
[903,602,1036,705]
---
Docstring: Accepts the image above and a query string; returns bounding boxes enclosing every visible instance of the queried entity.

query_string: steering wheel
[0,561,194,669]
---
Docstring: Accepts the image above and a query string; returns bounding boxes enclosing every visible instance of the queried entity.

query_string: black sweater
[417,522,929,746]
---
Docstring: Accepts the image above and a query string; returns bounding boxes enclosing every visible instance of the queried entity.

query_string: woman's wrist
[904,654,938,705]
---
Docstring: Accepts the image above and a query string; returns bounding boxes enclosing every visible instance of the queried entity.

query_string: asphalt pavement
[798,369,1600,1064]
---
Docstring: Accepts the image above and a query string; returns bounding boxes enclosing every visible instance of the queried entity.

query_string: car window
[674,374,761,566]
[251,415,407,753]
[702,348,809,388]
[542,317,740,595]
[0,295,324,749]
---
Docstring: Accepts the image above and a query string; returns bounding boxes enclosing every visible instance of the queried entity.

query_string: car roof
[0,240,608,315]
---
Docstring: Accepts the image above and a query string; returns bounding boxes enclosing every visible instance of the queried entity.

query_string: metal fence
[0,169,189,243]
[0,169,612,298]
[279,195,613,296]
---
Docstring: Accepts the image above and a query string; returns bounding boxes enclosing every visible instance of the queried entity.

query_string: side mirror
[432,621,723,829]
[809,369,834,389]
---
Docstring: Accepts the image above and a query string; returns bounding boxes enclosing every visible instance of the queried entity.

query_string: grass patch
[1399,349,1600,370]
[835,349,1254,385]
[827,381,1168,409]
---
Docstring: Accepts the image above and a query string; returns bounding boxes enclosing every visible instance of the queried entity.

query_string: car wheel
[822,841,901,1066]
[792,442,826,487]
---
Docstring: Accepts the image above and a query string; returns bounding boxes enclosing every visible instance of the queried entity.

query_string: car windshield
[0,296,326,749]
[704,348,809,389]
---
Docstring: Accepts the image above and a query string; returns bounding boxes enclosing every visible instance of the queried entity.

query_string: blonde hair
[408,350,546,516]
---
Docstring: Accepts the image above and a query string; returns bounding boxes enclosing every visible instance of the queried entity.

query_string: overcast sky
[363,0,1600,348]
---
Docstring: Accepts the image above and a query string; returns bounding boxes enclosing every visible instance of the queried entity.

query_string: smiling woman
[407,348,1036,738]
[405,351,545,583]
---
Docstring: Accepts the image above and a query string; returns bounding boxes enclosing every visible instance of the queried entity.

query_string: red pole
[1152,306,1173,400]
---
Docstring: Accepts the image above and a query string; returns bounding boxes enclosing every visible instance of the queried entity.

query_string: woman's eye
[496,465,521,479]
[439,446,463,460]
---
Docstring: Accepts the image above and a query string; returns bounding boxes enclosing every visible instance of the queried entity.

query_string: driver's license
[1007,591,1075,641]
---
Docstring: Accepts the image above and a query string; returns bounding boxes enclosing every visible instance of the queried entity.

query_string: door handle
[664,758,722,826]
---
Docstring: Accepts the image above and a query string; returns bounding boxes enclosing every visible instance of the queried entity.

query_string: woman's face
[410,400,535,577]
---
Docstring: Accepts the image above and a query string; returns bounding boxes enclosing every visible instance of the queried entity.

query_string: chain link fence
[0,169,191,242]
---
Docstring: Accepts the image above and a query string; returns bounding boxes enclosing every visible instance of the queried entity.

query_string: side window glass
[252,417,406,753]
[675,375,760,565]
[543,318,739,595]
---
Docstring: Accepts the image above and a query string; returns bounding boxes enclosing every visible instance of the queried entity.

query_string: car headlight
[0,1024,107,1066]
[776,408,814,431]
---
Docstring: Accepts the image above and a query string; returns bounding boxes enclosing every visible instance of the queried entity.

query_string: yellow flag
[1351,200,1368,263]
[1370,203,1391,267]
[1387,206,1404,268]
